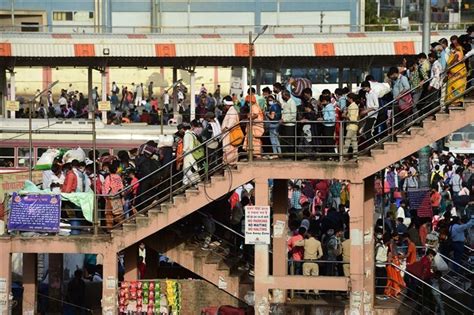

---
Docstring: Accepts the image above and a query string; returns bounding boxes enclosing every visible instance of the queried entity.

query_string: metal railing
[0,22,469,35]
[376,262,474,314]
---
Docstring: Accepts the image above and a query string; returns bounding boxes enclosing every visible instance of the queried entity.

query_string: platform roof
[0,31,456,68]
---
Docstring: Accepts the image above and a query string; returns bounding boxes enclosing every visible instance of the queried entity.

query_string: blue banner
[8,193,61,232]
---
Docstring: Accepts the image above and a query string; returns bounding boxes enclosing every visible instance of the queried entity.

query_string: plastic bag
[62,147,86,164]
[158,135,174,148]
[35,148,60,170]
[434,253,448,272]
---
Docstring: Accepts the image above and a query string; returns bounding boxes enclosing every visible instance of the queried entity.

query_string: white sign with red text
[244,206,271,245]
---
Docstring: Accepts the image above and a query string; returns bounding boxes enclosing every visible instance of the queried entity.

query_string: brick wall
[178,279,242,314]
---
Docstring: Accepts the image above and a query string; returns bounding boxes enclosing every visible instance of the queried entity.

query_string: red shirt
[406,240,417,265]
[130,177,139,196]
[288,234,304,261]
[62,170,77,193]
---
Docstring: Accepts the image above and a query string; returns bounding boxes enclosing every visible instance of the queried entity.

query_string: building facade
[0,0,362,33]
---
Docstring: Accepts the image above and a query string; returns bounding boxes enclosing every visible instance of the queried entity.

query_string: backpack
[191,133,205,161]
[112,85,120,94]
[431,170,443,187]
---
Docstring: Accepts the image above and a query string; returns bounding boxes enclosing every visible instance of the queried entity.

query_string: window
[21,22,39,32]
[53,11,73,21]
[18,148,33,168]
[0,148,14,168]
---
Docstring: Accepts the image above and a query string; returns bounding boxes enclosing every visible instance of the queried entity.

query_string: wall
[0,0,359,32]
[177,279,241,313]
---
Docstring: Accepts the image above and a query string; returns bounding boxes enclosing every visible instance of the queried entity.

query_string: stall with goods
[118,280,181,314]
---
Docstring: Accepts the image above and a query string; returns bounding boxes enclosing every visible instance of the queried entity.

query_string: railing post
[205,145,209,182]
[169,163,173,202]
[339,120,344,162]
[294,123,297,161]
[391,102,395,141]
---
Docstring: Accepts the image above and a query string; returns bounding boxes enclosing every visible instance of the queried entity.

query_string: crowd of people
[373,150,474,312]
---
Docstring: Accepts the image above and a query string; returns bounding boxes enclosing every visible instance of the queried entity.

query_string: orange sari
[384,251,405,296]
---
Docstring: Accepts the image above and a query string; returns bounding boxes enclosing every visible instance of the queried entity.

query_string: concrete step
[148,209,163,217]
[135,215,149,227]
[122,223,137,232]
[173,195,187,204]
[435,113,449,121]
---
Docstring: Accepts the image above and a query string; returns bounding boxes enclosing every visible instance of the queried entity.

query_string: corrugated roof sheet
[0,31,458,58]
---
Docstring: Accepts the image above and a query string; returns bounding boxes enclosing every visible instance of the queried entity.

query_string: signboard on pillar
[5,100,19,111]
[98,101,111,111]
[244,206,271,245]
[230,67,243,98]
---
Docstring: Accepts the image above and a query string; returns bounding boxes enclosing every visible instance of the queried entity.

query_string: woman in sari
[243,95,264,159]
[221,96,240,165]
[384,233,406,297]
[445,35,467,106]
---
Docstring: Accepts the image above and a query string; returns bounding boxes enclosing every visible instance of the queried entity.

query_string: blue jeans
[452,241,465,272]
[269,124,281,154]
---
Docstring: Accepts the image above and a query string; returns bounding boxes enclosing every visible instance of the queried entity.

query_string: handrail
[197,210,245,239]
[98,122,238,198]
[439,274,473,296]
[357,52,472,128]
[390,263,474,313]
[437,252,474,275]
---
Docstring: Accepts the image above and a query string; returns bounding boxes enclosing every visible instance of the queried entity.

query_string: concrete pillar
[242,67,248,97]
[88,67,94,120]
[253,178,270,315]
[123,244,138,281]
[275,71,281,84]
[272,180,287,276]
[22,253,37,314]
[256,68,262,94]
[9,70,15,119]
[338,67,344,89]
[0,68,6,118]
[101,70,107,124]
[190,71,196,121]
[101,251,118,315]
[172,67,178,114]
[349,179,375,314]
[0,242,11,315]
[363,176,375,309]
[48,254,63,313]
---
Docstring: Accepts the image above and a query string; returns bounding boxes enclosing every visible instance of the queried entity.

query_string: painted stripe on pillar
[234,43,253,57]
[106,67,110,96]
[0,43,12,56]
[394,41,415,55]
[314,43,335,56]
[74,44,95,57]
[155,44,176,57]
[214,66,219,91]
[160,67,165,93]
[42,67,52,91]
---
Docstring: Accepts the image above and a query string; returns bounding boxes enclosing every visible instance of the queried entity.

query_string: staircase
[143,219,253,300]
[111,165,255,252]
[355,99,474,178]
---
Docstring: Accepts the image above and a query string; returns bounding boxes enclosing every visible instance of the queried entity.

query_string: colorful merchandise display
[118,280,177,314]
[166,280,182,314]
